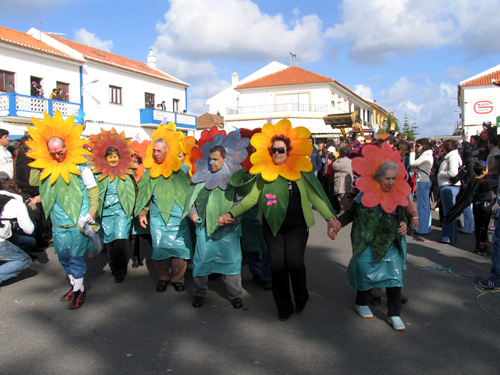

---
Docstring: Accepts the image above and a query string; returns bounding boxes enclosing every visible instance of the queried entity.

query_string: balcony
[0,93,82,123]
[140,108,197,130]
[226,103,329,115]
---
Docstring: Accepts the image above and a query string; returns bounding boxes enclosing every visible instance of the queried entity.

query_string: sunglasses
[270,147,287,154]
[49,150,66,156]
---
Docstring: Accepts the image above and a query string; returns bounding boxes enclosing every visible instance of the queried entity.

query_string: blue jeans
[246,251,272,281]
[461,204,474,233]
[415,181,432,234]
[9,233,36,253]
[57,253,86,279]
[0,240,31,284]
[440,185,460,244]
[491,217,500,283]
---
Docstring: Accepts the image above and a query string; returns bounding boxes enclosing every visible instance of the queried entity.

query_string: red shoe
[68,290,86,309]
[60,287,74,302]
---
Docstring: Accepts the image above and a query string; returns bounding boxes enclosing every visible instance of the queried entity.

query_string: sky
[3,0,500,137]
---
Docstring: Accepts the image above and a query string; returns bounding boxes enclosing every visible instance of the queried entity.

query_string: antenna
[289,52,297,66]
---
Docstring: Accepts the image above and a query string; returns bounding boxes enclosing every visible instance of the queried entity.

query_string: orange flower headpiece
[143,122,183,178]
[352,142,410,213]
[180,136,197,176]
[249,119,312,182]
[89,128,135,182]
[26,110,90,184]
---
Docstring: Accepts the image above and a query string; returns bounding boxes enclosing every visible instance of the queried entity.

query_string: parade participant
[136,124,192,293]
[219,119,336,321]
[183,131,249,309]
[27,111,98,309]
[90,129,136,283]
[330,142,411,331]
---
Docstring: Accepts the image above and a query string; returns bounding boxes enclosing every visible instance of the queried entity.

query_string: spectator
[0,129,13,179]
[49,89,57,99]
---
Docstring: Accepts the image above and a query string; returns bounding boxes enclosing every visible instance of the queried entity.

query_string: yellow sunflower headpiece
[143,122,183,178]
[249,119,313,181]
[90,128,135,182]
[26,110,90,185]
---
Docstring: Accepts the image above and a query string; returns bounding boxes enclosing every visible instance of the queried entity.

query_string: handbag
[449,165,467,185]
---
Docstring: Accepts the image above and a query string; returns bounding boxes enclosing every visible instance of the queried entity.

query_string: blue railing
[140,108,197,130]
[0,93,82,123]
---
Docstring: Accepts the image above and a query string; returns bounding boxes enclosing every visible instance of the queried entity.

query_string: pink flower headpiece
[352,142,410,213]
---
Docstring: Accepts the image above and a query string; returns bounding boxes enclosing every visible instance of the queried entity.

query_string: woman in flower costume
[136,123,192,293]
[219,119,337,321]
[182,131,249,309]
[27,111,99,309]
[90,128,136,283]
[330,142,411,331]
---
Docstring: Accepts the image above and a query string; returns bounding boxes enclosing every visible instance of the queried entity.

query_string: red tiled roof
[460,69,500,87]
[235,66,334,89]
[49,34,189,87]
[0,25,81,62]
[197,113,224,129]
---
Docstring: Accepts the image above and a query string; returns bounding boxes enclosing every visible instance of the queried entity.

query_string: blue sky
[3,0,500,137]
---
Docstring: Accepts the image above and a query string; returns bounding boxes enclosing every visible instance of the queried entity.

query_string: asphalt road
[1,211,499,375]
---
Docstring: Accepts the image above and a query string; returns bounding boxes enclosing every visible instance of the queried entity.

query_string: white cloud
[380,77,458,136]
[154,0,325,64]
[325,0,500,64]
[351,84,373,99]
[74,28,113,52]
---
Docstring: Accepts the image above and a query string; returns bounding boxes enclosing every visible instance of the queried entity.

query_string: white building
[458,64,500,139]
[205,61,382,140]
[0,25,196,140]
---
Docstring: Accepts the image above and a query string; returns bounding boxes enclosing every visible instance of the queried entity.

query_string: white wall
[461,85,500,138]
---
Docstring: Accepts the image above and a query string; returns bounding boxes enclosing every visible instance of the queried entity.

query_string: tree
[377,110,400,134]
[401,114,419,140]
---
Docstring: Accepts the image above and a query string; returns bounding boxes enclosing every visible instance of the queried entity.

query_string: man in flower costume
[136,124,192,293]
[219,119,336,321]
[28,111,99,309]
[330,142,411,331]
[182,131,249,309]
[90,128,136,283]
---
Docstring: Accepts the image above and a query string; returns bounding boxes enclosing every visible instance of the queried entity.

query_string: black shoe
[370,296,382,306]
[262,280,272,290]
[279,313,291,321]
[231,297,243,309]
[68,290,85,309]
[192,295,204,308]
[173,282,185,292]
[295,300,307,313]
[114,274,125,283]
[156,280,168,293]
[131,261,139,268]
[60,287,74,302]
[400,294,409,304]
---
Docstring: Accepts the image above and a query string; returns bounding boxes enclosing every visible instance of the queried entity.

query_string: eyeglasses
[270,147,287,154]
[49,149,66,156]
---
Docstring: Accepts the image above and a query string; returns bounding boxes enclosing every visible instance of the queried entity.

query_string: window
[0,70,15,93]
[56,81,70,101]
[173,98,180,112]
[110,86,122,105]
[145,92,155,108]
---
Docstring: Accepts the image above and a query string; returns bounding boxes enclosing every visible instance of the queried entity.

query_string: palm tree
[377,110,400,134]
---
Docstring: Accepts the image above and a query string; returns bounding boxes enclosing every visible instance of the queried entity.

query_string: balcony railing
[0,93,81,122]
[226,103,329,115]
[140,108,197,130]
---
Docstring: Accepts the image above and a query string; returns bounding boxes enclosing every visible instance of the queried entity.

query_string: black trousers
[106,239,130,276]
[263,223,309,315]
[473,201,492,246]
[356,287,402,317]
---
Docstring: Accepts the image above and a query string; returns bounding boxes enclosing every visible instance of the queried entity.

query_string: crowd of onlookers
[30,81,68,101]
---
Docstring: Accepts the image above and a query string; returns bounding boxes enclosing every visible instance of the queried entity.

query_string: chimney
[147,49,156,69]
[232,72,239,87]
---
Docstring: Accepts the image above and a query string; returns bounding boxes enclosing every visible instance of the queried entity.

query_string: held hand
[88,212,96,222]
[218,213,233,226]
[31,195,41,204]
[139,216,148,229]
[327,219,342,240]
[191,214,199,224]
[398,221,407,235]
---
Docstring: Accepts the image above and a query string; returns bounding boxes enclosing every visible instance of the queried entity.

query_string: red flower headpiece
[351,142,410,213]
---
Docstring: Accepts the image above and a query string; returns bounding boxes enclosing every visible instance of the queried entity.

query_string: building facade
[0,25,196,140]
